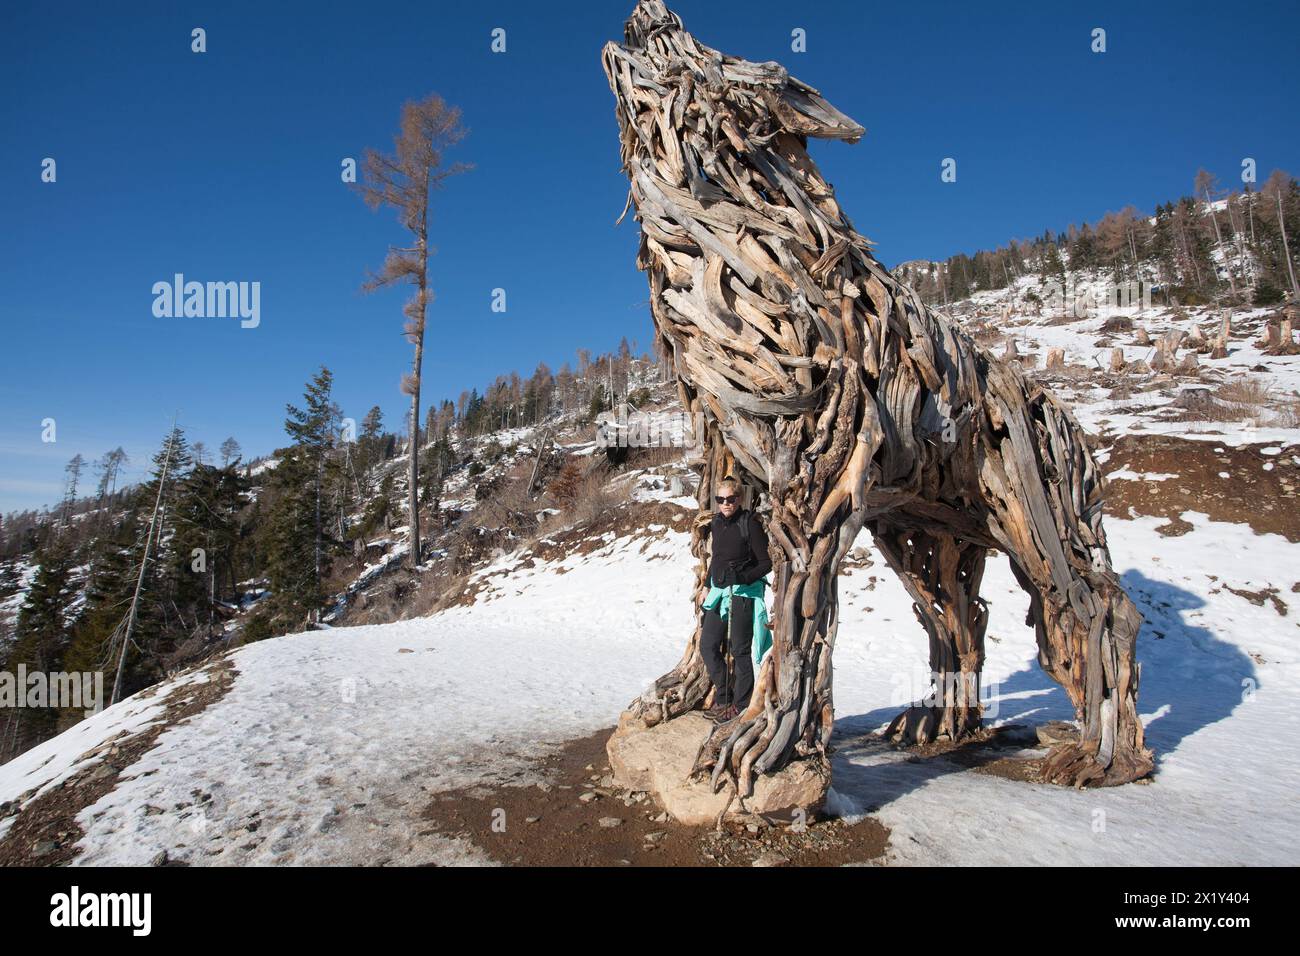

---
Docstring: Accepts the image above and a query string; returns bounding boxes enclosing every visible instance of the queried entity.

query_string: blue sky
[2,0,1297,513]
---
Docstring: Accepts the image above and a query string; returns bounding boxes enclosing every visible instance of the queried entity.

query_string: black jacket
[707,508,772,588]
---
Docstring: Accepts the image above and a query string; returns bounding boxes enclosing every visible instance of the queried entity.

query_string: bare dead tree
[1263,169,1299,299]
[1196,169,1237,299]
[355,94,471,569]
[603,0,1154,801]
[112,424,177,706]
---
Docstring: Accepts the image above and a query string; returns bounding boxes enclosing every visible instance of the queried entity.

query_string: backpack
[712,508,755,551]
[737,510,753,550]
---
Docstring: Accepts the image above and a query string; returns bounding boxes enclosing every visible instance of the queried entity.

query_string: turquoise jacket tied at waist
[701,578,772,670]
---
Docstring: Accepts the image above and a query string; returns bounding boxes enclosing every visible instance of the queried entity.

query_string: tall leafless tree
[355,94,471,569]
[1196,169,1238,298]
[1263,169,1299,299]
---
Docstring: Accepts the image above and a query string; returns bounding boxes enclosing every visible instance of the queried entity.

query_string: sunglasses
[714,494,739,505]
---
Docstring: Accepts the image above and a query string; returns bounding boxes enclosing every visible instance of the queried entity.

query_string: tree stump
[1210,309,1231,359]
[1266,316,1299,356]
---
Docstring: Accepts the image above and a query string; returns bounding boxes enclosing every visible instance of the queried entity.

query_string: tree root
[1040,739,1155,788]
[883,703,983,746]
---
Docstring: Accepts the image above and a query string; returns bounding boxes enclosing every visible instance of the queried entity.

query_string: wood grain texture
[603,0,1154,797]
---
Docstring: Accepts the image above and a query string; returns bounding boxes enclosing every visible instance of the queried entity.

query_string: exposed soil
[418,717,1093,867]
[886,723,1049,784]
[1102,434,1300,541]
[420,727,891,867]
[0,655,238,867]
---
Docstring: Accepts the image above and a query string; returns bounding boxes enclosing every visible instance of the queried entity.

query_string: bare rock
[606,712,828,826]
[1173,386,1221,416]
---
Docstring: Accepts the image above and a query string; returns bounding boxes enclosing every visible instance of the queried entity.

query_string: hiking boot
[703,703,731,720]
[716,703,740,722]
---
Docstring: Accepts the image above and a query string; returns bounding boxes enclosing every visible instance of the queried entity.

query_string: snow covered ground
[2,500,1296,865]
[829,512,1300,865]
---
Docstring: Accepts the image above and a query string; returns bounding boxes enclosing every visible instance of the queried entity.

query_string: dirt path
[420,727,889,866]
[417,717,1107,867]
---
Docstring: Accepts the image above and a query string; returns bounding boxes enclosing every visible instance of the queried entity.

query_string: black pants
[701,596,754,708]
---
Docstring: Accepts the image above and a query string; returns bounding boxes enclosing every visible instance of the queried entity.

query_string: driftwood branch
[604,0,1154,793]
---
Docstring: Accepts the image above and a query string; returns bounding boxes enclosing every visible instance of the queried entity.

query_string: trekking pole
[724,586,734,710]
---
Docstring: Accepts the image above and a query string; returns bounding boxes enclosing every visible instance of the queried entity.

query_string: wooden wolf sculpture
[602,0,1154,796]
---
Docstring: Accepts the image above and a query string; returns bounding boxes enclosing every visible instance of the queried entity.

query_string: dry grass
[1215,379,1273,409]
[1171,387,1249,423]
[1107,383,1134,401]
[401,565,475,618]
[345,572,421,626]
[1183,378,1288,427]
[1040,362,1104,384]
[567,470,617,529]
[1272,396,1300,429]
[625,442,689,470]
[474,473,539,535]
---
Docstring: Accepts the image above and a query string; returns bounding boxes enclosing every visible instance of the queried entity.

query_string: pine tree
[170,461,250,638]
[286,366,341,597]
[262,450,321,629]
[420,434,455,508]
[4,537,78,747]
[11,538,76,673]
[263,367,341,630]
[62,454,85,527]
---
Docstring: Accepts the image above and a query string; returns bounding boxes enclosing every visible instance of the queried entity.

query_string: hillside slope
[2,486,1297,865]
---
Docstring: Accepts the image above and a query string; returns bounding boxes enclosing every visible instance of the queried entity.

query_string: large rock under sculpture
[607,713,827,825]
